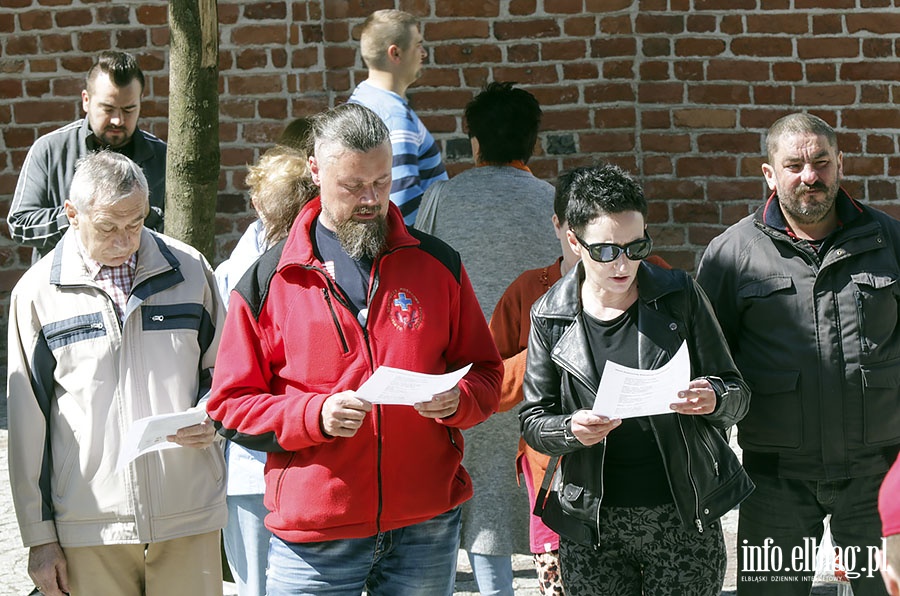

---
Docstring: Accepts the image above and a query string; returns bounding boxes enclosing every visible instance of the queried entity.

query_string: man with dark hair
[415,81,557,596]
[207,103,502,596]
[699,112,900,596]
[8,50,166,261]
[348,8,448,225]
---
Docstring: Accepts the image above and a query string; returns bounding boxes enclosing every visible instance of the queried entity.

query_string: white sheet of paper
[116,407,208,473]
[356,364,473,406]
[591,341,690,419]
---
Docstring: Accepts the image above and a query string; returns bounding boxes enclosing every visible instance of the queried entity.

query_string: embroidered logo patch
[388,288,423,331]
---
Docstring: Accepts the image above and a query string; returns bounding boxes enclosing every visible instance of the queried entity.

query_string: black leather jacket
[520,261,753,543]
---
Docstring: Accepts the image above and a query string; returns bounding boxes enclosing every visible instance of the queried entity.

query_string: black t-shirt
[582,302,674,507]
[313,217,373,326]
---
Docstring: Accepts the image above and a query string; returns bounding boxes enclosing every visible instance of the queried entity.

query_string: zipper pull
[91,322,104,330]
[714,461,719,476]
[695,518,704,533]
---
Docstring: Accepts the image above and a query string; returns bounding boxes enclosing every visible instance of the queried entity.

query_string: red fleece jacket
[208,198,502,543]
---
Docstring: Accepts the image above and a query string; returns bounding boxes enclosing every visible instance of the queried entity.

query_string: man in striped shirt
[349,9,448,226]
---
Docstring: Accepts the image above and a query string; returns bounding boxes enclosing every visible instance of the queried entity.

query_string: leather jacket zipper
[694,418,719,476]
[677,415,703,533]
[596,439,606,543]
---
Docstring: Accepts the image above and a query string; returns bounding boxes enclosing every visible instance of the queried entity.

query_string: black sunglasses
[574,232,653,263]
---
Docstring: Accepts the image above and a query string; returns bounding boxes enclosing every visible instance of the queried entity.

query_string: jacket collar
[538,259,684,320]
[80,116,156,164]
[278,196,419,269]
[756,186,864,237]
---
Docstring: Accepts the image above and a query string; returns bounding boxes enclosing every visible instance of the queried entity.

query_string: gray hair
[311,103,390,170]
[69,150,149,213]
[766,113,838,162]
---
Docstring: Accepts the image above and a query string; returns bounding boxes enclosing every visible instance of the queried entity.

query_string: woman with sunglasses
[520,164,753,596]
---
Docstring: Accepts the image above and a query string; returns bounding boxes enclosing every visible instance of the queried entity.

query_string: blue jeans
[466,552,514,596]
[266,506,461,596]
[223,493,272,596]
[737,471,889,596]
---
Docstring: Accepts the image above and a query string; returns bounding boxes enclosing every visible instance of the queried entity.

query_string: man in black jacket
[698,112,899,596]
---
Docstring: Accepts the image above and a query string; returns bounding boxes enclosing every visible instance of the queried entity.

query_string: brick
[13,101,78,125]
[638,82,684,104]
[41,34,73,53]
[798,37,859,59]
[862,0,892,5]
[843,62,900,81]
[642,110,671,129]
[494,19,559,40]
[635,14,685,35]
[584,83,635,103]
[564,16,596,37]
[591,37,637,58]
[642,133,691,152]
[812,14,843,34]
[563,62,598,80]
[645,180,704,201]
[720,14,743,35]
[694,0,755,7]
[847,12,900,34]
[233,24,289,46]
[408,89,471,111]
[7,36,39,55]
[844,156,884,176]
[290,95,330,116]
[643,155,674,175]
[116,29,148,49]
[676,38,726,57]
[706,59,768,82]
[301,23,324,44]
[640,61,670,81]
[585,0,633,10]
[32,59,58,73]
[258,98,288,119]
[754,85,792,105]
[594,107,636,128]
[795,85,856,106]
[54,8,94,27]
[60,55,93,73]
[707,180,764,202]
[228,74,284,95]
[25,80,50,97]
[599,15,633,34]
[844,109,900,129]
[674,61,704,81]
[150,26,170,47]
[325,70,351,92]
[806,63,836,83]
[677,156,736,177]
[323,46,356,69]
[863,38,893,59]
[76,30,110,52]
[420,114,456,134]
[643,38,670,57]
[673,201,719,225]
[435,0,500,17]
[509,0,537,15]
[545,0,582,13]
[541,40,587,61]
[603,60,635,79]
[0,13,13,32]
[687,15,716,33]
[674,108,736,128]
[688,84,751,105]
[836,131,860,153]
[245,2,288,19]
[493,65,558,84]
[433,44,502,65]
[462,67,490,87]
[297,71,325,93]
[416,67,461,87]
[772,62,803,81]
[136,5,167,25]
[795,0,853,7]
[746,14,810,34]
[697,133,760,153]
[236,49,269,70]
[292,47,318,68]
[3,127,34,148]
[532,85,579,105]
[540,109,591,131]
[866,180,898,202]
[860,84,890,104]
[759,0,791,7]
[96,5,130,24]
[2,0,30,7]
[221,148,256,168]
[425,19,489,41]
[650,225,686,247]
[731,36,792,57]
[20,10,54,30]
[580,131,635,152]
[219,4,240,24]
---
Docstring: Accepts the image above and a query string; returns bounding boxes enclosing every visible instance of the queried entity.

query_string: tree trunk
[165,0,219,261]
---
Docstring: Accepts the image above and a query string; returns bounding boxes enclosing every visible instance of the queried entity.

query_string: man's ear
[761,162,777,191]
[308,155,322,186]
[883,561,900,596]
[64,200,79,226]
[387,43,402,64]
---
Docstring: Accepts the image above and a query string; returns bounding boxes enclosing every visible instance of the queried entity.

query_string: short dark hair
[766,113,838,163]
[564,164,647,236]
[85,50,145,93]
[465,81,541,164]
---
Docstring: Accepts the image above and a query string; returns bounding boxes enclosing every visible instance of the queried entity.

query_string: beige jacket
[7,227,227,548]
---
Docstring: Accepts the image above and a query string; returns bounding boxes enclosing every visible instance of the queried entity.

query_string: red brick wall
[2,0,900,372]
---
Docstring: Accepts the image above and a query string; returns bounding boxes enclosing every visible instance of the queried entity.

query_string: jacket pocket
[737,275,793,300]
[852,272,899,358]
[739,368,802,450]
[142,304,204,332]
[42,313,107,351]
[860,359,900,445]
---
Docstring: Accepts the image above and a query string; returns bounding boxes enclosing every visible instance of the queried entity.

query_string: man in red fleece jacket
[208,102,502,596]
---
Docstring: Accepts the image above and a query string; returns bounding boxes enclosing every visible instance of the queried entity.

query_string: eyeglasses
[574,232,653,263]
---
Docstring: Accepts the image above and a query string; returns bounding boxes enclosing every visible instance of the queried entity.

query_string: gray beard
[334,215,388,260]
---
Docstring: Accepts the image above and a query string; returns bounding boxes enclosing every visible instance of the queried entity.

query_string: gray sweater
[416,164,558,556]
